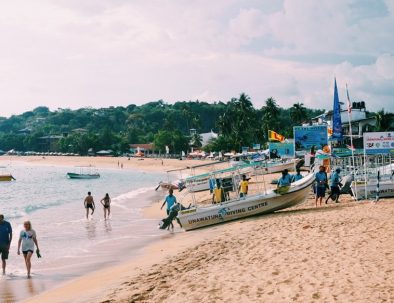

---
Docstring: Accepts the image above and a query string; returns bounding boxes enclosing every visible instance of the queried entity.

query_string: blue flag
[332,78,343,140]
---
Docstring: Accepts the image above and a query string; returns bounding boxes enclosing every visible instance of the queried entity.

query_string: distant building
[38,135,63,152]
[129,143,154,155]
[311,101,377,148]
[189,129,218,147]
[17,128,31,136]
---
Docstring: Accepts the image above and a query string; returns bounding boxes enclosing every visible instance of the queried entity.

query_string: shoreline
[0,155,214,174]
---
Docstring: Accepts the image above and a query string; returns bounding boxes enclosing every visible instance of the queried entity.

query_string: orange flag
[268,130,285,142]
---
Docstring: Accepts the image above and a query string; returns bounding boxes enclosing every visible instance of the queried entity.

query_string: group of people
[315,165,342,207]
[0,214,40,278]
[0,191,114,279]
[84,192,112,220]
[212,175,249,204]
[277,168,304,187]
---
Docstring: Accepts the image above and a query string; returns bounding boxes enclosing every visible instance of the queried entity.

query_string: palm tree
[375,109,394,131]
[191,133,203,149]
[290,102,307,125]
[261,97,280,140]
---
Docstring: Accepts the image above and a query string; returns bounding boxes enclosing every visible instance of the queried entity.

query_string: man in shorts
[315,166,328,207]
[84,192,95,219]
[0,214,13,275]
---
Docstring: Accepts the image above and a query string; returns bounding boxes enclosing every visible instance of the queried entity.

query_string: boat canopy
[185,161,258,182]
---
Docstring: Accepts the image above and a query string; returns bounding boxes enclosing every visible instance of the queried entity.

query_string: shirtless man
[84,192,95,219]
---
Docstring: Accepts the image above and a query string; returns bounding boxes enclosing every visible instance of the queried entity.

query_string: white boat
[178,172,315,231]
[186,160,297,193]
[66,166,100,179]
[351,179,394,200]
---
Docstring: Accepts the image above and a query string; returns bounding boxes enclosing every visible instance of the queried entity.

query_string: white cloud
[0,0,393,117]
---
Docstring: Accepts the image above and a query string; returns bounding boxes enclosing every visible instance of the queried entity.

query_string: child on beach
[17,221,39,279]
[239,175,249,198]
[100,193,111,220]
[315,166,328,207]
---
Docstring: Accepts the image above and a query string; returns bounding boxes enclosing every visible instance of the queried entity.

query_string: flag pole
[346,84,358,200]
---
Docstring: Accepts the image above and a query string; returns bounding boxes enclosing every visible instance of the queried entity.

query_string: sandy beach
[2,156,393,303]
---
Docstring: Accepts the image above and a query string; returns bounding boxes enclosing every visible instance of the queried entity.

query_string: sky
[0,0,393,117]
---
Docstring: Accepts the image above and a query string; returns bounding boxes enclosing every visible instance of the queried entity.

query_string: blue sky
[0,0,393,116]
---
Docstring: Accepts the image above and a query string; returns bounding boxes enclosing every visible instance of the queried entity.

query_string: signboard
[294,125,328,153]
[241,146,249,154]
[268,141,295,158]
[363,132,394,155]
[252,143,261,150]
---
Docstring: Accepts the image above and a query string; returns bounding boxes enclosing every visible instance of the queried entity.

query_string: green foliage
[153,130,189,154]
[0,96,334,154]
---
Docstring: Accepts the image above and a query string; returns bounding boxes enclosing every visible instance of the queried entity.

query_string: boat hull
[351,180,394,200]
[67,173,100,179]
[0,175,14,182]
[178,173,314,231]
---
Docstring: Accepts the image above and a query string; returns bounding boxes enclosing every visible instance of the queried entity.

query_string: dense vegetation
[0,93,391,155]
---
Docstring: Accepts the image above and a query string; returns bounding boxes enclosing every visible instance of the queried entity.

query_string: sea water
[0,161,167,302]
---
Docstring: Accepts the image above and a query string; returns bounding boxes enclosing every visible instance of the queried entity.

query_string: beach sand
[24,197,394,303]
[3,156,393,302]
[0,155,218,174]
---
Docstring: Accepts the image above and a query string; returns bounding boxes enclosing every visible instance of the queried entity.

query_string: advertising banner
[294,125,328,153]
[268,141,295,158]
[363,132,394,155]
[252,143,261,150]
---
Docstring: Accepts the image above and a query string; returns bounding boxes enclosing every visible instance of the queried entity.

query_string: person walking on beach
[17,221,39,279]
[100,193,111,220]
[161,189,177,230]
[315,166,328,207]
[326,168,342,204]
[239,175,249,198]
[84,192,95,219]
[161,189,177,215]
[0,214,12,275]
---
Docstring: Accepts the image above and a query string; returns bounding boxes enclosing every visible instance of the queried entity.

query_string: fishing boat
[156,168,186,191]
[177,165,314,231]
[0,167,15,181]
[66,166,100,179]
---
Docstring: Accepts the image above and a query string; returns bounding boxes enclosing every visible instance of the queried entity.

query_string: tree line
[0,94,391,155]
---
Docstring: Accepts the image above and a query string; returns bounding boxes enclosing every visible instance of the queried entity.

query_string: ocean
[0,161,167,302]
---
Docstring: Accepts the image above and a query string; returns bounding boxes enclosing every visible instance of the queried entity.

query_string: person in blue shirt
[278,169,292,187]
[315,166,328,207]
[161,189,177,215]
[326,168,342,204]
[0,214,13,275]
[292,168,303,182]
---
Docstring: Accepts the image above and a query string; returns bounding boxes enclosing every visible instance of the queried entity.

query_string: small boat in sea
[177,164,314,231]
[66,166,100,179]
[0,167,16,181]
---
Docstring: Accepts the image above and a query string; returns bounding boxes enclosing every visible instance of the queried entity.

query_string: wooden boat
[0,167,15,181]
[67,166,100,179]
[177,171,315,231]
